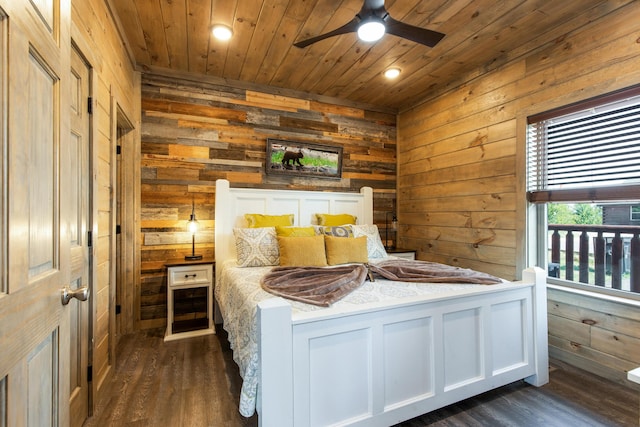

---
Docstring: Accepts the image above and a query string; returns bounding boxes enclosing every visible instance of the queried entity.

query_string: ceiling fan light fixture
[212,24,233,41]
[357,18,385,42]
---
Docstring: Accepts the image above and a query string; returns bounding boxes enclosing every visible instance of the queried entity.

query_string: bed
[214,179,548,427]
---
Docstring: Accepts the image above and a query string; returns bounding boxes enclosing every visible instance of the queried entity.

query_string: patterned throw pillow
[233,227,279,267]
[351,224,388,259]
[314,225,353,238]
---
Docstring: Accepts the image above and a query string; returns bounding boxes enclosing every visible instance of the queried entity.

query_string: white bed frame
[214,179,548,427]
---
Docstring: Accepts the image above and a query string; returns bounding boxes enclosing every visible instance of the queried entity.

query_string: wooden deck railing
[548,224,640,294]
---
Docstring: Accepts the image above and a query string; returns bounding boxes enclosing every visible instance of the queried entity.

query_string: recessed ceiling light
[357,17,385,42]
[212,24,233,41]
[384,68,401,79]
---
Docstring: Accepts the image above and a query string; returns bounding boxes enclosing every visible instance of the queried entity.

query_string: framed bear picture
[265,138,343,179]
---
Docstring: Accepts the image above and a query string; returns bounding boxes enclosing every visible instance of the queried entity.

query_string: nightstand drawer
[168,265,212,287]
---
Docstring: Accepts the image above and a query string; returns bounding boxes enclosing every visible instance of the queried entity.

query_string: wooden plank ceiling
[109,0,622,111]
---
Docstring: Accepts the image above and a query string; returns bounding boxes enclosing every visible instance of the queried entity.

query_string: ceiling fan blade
[362,0,385,14]
[294,18,360,48]
[385,16,445,48]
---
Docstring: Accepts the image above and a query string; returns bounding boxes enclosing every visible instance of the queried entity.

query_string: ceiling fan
[294,0,445,48]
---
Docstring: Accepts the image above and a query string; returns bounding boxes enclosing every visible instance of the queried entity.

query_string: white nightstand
[164,260,215,342]
[386,248,417,260]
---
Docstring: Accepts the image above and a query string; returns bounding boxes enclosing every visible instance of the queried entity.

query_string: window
[527,85,640,297]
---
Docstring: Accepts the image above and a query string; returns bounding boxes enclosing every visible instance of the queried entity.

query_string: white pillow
[351,224,388,259]
[233,227,279,267]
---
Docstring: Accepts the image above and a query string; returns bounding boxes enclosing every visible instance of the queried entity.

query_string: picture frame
[265,138,343,179]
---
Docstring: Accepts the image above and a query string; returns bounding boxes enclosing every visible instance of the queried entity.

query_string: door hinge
[87,365,93,382]
[116,145,121,155]
[88,97,93,115]
[115,304,121,315]
[116,225,121,234]
[87,231,93,247]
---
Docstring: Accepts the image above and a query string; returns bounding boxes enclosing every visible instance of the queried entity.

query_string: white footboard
[257,267,548,427]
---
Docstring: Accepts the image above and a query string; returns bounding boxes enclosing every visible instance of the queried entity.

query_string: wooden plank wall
[397,2,640,383]
[139,72,397,329]
[71,0,140,400]
[548,287,640,386]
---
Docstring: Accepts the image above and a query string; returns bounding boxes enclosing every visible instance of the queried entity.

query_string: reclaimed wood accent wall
[397,2,640,382]
[140,72,397,328]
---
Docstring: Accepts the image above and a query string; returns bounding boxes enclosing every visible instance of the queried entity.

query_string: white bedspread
[215,258,513,417]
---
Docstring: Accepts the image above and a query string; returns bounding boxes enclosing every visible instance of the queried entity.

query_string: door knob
[61,286,90,306]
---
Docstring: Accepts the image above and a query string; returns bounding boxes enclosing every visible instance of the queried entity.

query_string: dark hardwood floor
[84,327,639,427]
[84,327,257,427]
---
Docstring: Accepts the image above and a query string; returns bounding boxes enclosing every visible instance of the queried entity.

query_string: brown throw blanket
[261,260,502,307]
[261,264,368,307]
[368,259,503,285]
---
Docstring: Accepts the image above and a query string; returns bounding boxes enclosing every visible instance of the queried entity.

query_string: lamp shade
[185,200,203,260]
[187,217,198,234]
[385,211,397,250]
[187,202,198,233]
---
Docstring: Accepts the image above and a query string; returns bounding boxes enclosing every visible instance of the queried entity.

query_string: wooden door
[0,0,72,425]
[68,46,92,427]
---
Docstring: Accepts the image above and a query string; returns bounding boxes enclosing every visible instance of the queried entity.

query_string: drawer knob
[184,273,197,278]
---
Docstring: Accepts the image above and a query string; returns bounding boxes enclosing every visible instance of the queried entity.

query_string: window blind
[528,92,640,199]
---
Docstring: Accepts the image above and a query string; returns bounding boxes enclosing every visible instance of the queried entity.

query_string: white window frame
[526,84,640,301]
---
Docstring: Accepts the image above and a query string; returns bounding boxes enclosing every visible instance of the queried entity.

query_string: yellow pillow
[245,213,294,228]
[324,235,368,265]
[275,226,316,237]
[278,235,327,267]
[316,213,357,226]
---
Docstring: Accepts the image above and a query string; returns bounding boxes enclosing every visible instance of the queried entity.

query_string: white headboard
[214,179,373,268]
